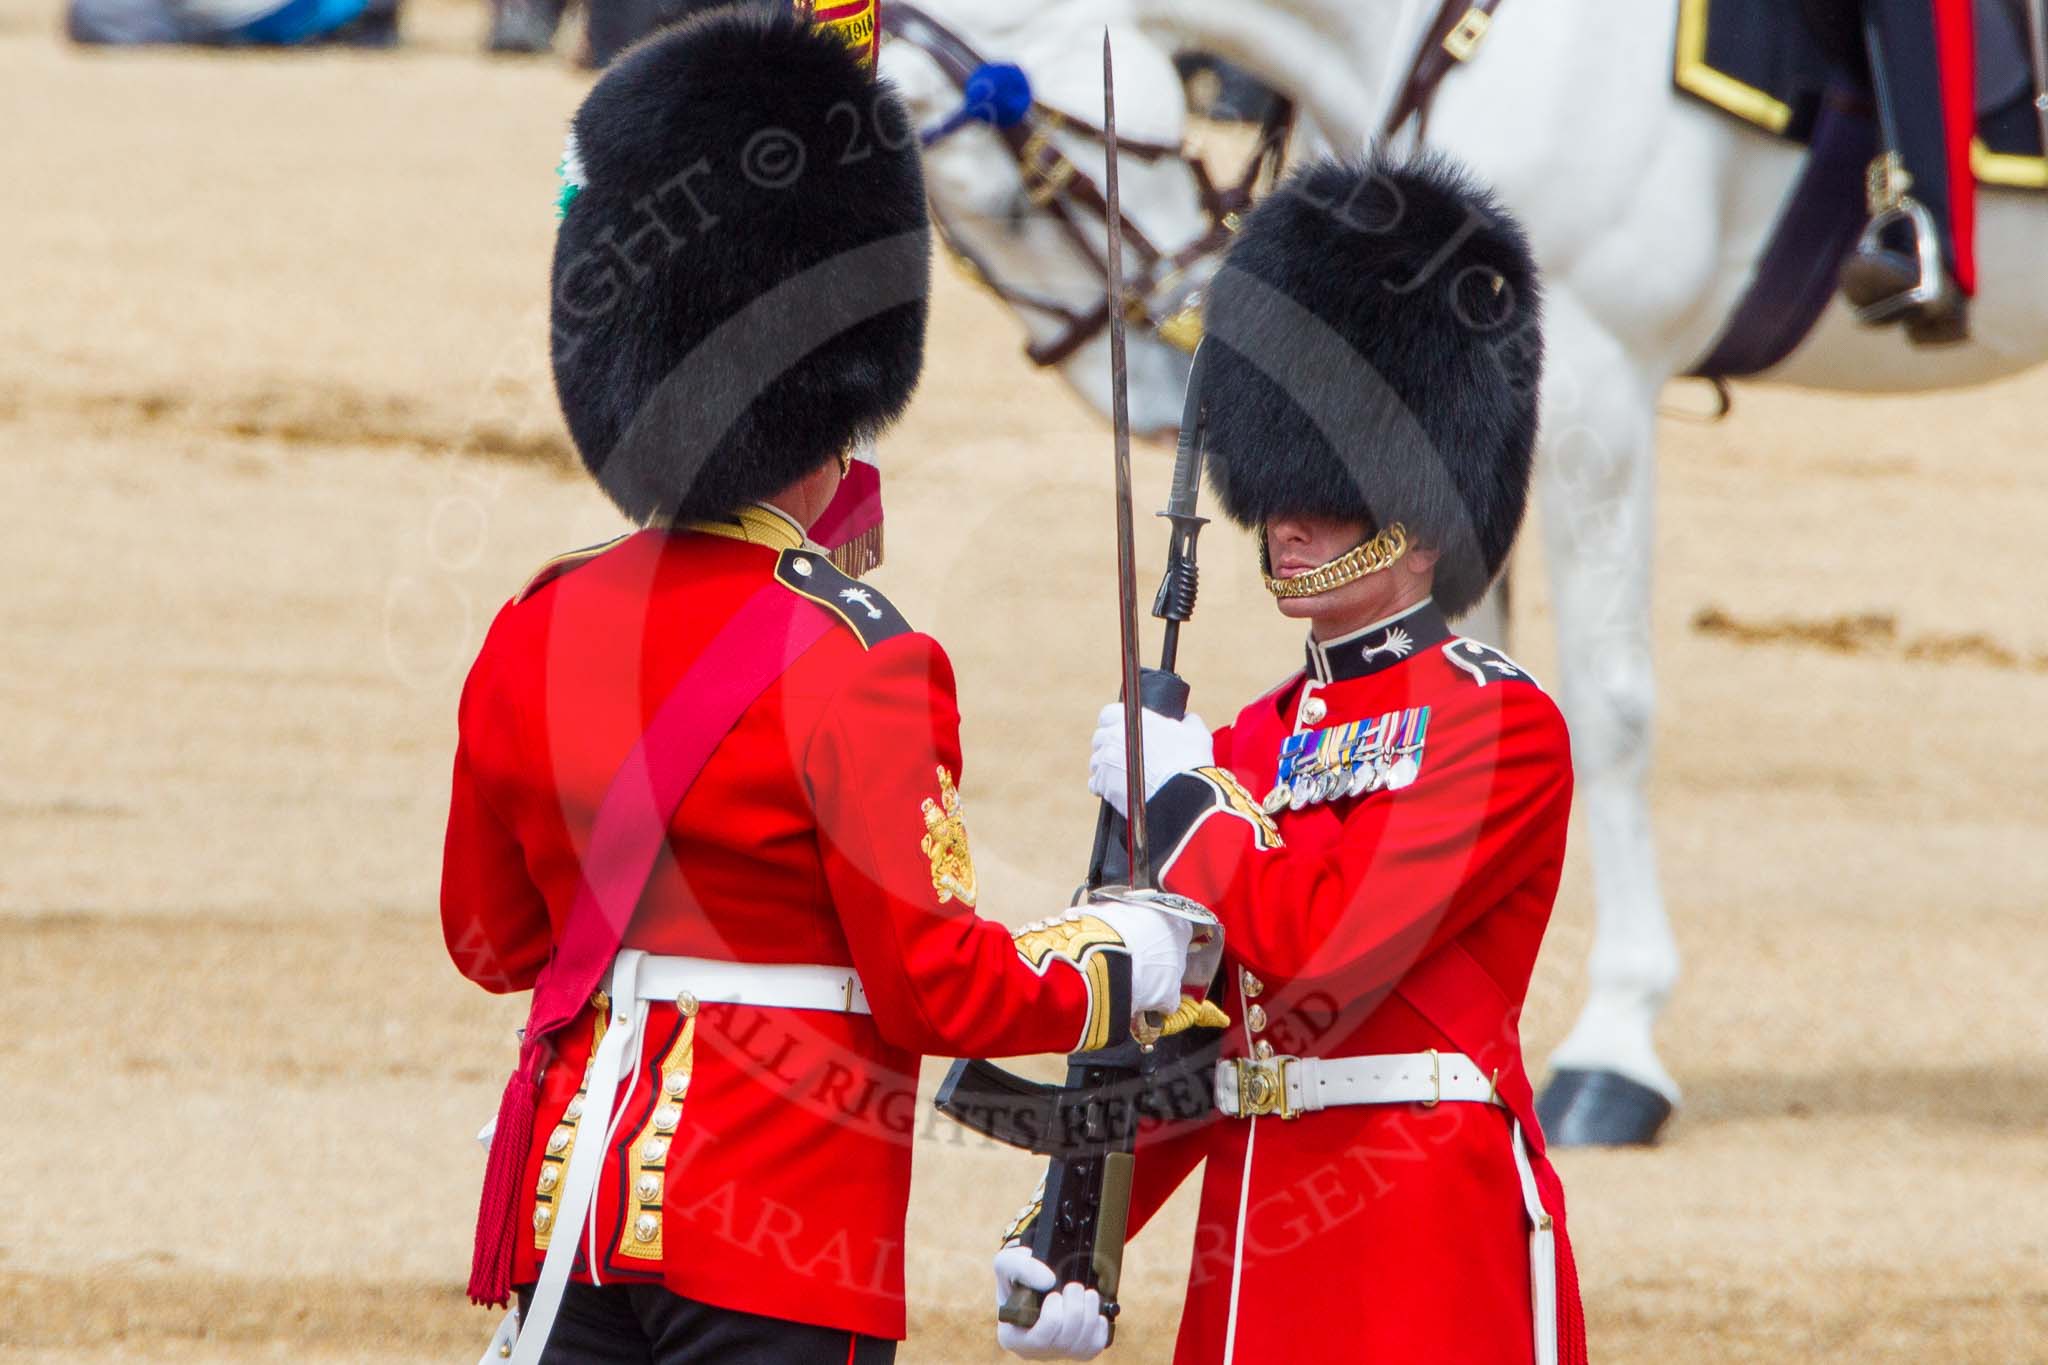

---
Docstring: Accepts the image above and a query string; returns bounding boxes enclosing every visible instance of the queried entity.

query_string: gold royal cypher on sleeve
[920,766,979,907]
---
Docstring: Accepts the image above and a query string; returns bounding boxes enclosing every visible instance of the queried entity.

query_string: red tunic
[441,509,1118,1341]
[1126,601,1580,1364]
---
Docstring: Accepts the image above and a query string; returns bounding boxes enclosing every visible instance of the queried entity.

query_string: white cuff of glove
[1088,702,1213,819]
[993,1246,1109,1361]
[1090,900,1195,1016]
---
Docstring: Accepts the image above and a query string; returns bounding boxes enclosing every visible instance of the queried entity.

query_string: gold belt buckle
[1443,7,1491,61]
[1422,1047,1442,1108]
[1233,1055,1297,1120]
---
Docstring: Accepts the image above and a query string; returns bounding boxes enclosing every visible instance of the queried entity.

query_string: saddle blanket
[1676,0,2046,190]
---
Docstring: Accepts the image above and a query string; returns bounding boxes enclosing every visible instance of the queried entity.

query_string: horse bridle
[882,2,1294,369]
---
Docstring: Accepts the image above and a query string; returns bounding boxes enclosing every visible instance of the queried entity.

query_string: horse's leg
[1530,289,1681,1146]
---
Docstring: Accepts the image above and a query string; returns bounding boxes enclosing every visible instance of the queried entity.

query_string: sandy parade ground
[2,8,2046,1361]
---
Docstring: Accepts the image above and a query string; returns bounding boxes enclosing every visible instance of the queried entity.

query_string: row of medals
[1261,715,1426,815]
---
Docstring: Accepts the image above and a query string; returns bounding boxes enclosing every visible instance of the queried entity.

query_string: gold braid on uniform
[1260,523,1408,600]
[1158,994,1232,1037]
[678,503,807,551]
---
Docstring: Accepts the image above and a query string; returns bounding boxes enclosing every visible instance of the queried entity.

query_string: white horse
[883,0,2048,1142]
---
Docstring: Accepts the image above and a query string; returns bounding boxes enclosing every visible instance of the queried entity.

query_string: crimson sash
[468,581,835,1305]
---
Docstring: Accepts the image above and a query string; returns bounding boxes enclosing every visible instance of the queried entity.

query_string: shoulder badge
[774,549,912,649]
[1442,638,1539,688]
[516,534,631,603]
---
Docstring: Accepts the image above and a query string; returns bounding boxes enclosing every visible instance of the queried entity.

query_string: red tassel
[468,1060,539,1306]
[1554,1215,1589,1365]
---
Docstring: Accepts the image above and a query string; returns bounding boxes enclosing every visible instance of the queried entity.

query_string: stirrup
[1841,197,1946,325]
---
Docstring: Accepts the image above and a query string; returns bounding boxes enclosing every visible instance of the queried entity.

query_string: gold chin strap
[1261,523,1409,600]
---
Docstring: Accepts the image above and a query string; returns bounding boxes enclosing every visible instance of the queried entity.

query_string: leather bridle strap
[883,1,1293,370]
[1381,0,1507,140]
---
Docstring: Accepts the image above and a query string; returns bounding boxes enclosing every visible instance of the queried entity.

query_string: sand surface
[2,12,2045,1362]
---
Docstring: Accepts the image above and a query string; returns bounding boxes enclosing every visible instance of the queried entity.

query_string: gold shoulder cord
[1261,523,1408,600]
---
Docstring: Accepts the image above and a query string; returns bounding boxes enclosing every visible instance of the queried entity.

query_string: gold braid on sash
[1260,523,1408,600]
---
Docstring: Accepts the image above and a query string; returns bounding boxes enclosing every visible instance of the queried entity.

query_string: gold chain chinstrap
[1261,523,1410,599]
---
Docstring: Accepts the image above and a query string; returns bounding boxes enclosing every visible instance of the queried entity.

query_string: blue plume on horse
[921,62,1033,146]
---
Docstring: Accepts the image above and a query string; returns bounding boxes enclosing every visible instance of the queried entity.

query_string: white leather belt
[1214,1049,1499,1120]
[489,951,870,1365]
[631,954,870,1015]
[1210,1049,1556,1365]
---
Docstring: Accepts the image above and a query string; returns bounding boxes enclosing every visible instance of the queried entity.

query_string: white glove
[1088,702,1214,818]
[1088,899,1195,1015]
[993,1246,1109,1361]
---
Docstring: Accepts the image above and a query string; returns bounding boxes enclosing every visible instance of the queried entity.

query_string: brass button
[532,1206,552,1233]
[499,1345,512,1359]
[1301,696,1327,725]
[663,1072,688,1098]
[1254,1040,1275,1060]
[653,1104,681,1133]
[634,1212,659,1243]
[537,1165,560,1194]
[564,1097,584,1122]
[641,1137,670,1164]
[675,991,700,1018]
[1247,1004,1268,1034]
[1241,970,1263,999]
[545,1126,572,1156]
[636,1174,661,1203]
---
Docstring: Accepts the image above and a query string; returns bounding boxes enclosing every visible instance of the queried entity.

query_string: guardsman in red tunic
[441,13,1191,1363]
[991,155,1589,1364]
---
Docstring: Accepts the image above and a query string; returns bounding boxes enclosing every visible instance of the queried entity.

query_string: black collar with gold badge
[1303,599,1452,685]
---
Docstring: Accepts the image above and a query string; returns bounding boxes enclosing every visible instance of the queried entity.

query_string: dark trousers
[515,1283,898,1365]
[1860,0,1972,283]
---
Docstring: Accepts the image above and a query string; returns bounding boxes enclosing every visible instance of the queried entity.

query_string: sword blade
[1103,30,1153,889]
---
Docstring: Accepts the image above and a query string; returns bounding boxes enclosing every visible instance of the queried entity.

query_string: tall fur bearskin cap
[550,8,930,524]
[1199,153,1544,617]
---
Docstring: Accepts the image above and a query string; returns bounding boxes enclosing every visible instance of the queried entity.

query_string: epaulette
[515,534,631,603]
[773,548,912,649]
[1441,638,1542,689]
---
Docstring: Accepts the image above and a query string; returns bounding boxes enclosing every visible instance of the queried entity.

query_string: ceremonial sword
[933,34,1226,1342]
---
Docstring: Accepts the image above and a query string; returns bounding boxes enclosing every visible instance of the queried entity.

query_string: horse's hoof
[1535,1068,1673,1147]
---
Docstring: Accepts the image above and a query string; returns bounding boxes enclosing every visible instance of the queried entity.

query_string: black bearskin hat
[550,8,930,524]
[1199,153,1543,617]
